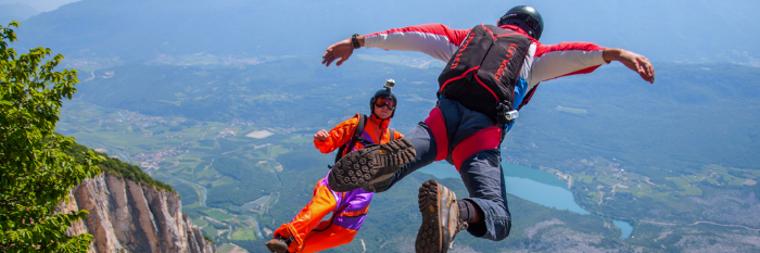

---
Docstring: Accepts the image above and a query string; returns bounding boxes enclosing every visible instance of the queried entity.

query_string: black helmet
[497,5,544,40]
[370,79,397,118]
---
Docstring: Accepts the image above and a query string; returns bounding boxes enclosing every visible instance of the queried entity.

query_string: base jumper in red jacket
[321,5,655,253]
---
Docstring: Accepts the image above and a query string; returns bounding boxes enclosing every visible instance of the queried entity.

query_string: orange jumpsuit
[273,114,403,253]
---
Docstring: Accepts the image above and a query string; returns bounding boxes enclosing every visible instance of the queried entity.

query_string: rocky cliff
[63,173,214,253]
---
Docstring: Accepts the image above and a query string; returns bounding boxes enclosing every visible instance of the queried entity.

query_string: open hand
[322,39,354,67]
[604,48,655,84]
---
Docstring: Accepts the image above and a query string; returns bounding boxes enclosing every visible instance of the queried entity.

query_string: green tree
[0,22,101,252]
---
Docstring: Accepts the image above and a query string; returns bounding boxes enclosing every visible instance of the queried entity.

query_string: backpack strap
[389,129,396,141]
[518,84,539,110]
[334,114,367,163]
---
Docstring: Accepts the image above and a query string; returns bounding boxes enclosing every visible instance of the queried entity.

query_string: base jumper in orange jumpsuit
[266,81,403,253]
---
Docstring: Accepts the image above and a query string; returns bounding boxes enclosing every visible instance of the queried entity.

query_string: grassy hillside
[67,142,174,192]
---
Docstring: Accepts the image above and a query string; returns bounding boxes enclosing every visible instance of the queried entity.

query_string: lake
[419,162,633,240]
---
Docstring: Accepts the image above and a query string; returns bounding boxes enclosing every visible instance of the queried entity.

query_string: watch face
[351,34,361,48]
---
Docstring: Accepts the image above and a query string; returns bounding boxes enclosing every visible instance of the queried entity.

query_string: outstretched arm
[602,48,655,83]
[322,24,469,67]
[529,43,655,85]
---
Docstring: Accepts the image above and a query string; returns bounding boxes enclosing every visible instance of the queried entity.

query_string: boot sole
[416,180,455,253]
[265,239,289,253]
[328,138,416,192]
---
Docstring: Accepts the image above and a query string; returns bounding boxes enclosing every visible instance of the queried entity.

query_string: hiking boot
[265,237,290,253]
[416,180,468,253]
[328,138,416,192]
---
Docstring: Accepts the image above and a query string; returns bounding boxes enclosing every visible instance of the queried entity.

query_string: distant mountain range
[0,3,38,21]
[11,0,760,64]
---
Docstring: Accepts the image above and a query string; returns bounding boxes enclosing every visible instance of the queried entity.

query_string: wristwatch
[351,33,361,49]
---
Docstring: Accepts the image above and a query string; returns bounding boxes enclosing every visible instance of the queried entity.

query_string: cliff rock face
[63,173,214,253]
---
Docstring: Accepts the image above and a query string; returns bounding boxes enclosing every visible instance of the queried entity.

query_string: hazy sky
[0,0,79,12]
[9,0,760,65]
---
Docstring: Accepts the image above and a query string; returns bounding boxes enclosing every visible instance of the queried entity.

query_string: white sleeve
[528,42,608,86]
[363,24,467,62]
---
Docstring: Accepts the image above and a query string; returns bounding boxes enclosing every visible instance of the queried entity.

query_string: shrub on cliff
[0,22,100,252]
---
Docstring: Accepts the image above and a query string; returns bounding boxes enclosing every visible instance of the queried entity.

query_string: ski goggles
[374,98,396,110]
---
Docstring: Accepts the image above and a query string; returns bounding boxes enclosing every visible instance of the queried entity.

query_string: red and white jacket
[363,23,608,107]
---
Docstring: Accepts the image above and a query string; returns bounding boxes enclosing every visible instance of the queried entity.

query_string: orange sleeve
[314,115,360,154]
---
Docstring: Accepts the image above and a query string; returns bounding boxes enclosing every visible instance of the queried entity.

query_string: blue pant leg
[424,98,511,240]
[459,150,511,241]
[400,123,439,176]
